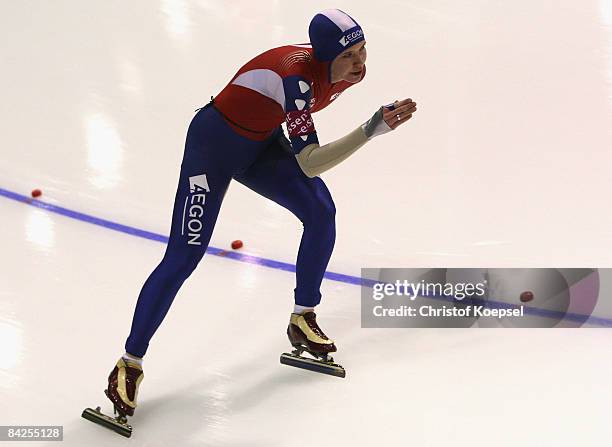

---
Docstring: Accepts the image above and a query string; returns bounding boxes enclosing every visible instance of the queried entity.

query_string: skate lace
[306,318,327,339]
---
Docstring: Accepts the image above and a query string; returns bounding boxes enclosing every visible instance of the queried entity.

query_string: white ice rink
[2,0,612,445]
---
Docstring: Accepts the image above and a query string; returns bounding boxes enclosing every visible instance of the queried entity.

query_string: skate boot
[104,357,144,417]
[82,358,144,438]
[280,312,346,378]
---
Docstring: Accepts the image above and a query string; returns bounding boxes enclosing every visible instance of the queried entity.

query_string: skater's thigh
[165,114,236,258]
[233,138,335,220]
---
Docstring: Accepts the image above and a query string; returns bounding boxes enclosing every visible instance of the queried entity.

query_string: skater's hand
[383,98,417,130]
[361,98,417,140]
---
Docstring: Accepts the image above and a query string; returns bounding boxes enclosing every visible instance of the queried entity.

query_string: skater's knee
[182,254,204,276]
[160,247,205,279]
[304,194,336,225]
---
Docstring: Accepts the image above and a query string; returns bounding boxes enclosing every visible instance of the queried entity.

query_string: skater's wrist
[361,106,392,140]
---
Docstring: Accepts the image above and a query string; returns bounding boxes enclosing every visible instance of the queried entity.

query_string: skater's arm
[295,127,368,178]
[295,99,418,178]
[282,76,321,155]
[281,71,417,177]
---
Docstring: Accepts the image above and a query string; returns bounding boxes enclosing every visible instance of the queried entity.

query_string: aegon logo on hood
[338,29,363,47]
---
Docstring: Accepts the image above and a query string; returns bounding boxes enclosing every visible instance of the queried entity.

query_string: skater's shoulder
[248,44,316,79]
[260,43,314,60]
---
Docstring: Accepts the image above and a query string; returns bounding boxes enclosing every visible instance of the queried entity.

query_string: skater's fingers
[388,115,411,129]
[384,107,416,128]
[385,98,414,111]
[383,106,416,123]
[385,101,416,113]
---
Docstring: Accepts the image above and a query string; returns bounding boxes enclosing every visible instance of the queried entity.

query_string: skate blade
[280,352,346,378]
[81,407,132,438]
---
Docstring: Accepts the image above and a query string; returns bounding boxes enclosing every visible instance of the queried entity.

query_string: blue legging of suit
[125,103,336,357]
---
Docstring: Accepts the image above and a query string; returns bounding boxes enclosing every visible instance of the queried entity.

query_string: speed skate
[280,346,346,378]
[280,311,346,378]
[81,405,132,438]
[82,357,144,438]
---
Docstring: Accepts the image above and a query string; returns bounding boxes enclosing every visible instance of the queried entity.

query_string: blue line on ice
[2,186,611,328]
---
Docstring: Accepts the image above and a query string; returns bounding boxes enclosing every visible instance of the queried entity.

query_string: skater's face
[330,41,367,84]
